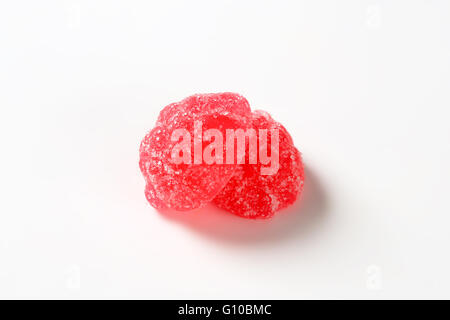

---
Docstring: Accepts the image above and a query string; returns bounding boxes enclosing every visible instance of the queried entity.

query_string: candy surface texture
[139,93,304,218]
[212,110,304,219]
[139,93,252,211]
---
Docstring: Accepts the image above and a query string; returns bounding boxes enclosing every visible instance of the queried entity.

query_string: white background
[1,0,450,299]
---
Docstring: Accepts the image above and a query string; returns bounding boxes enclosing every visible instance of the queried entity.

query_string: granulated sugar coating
[212,110,304,219]
[139,93,252,211]
[139,93,304,218]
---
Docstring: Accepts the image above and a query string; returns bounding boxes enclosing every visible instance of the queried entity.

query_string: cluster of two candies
[139,93,304,219]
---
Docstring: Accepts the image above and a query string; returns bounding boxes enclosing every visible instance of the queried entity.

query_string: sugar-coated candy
[212,110,304,219]
[139,93,252,211]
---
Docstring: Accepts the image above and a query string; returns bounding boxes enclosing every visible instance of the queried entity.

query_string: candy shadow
[156,166,328,245]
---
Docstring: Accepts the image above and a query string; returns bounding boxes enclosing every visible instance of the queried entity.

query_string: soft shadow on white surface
[156,166,328,244]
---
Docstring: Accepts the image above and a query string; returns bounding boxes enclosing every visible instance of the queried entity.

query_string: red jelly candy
[139,93,252,211]
[212,110,304,219]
